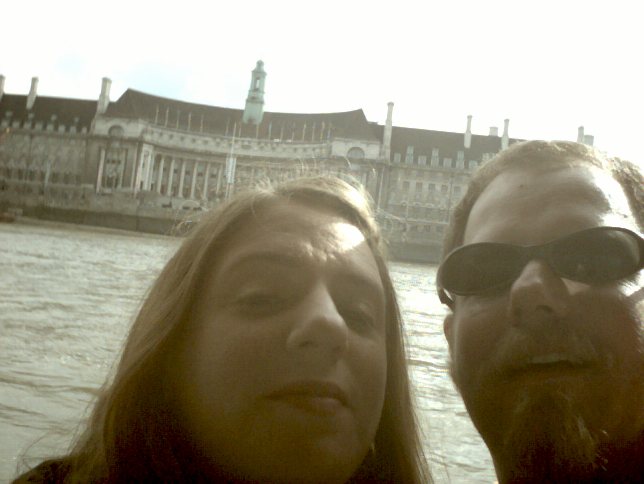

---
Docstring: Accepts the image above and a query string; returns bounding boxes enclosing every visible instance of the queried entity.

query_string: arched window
[108,125,124,137]
[347,147,365,160]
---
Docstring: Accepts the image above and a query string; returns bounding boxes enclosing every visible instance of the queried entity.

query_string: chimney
[382,101,394,160]
[583,134,594,146]
[0,74,5,103]
[489,126,499,136]
[97,77,112,115]
[501,118,510,150]
[464,114,472,149]
[577,126,584,143]
[26,77,38,110]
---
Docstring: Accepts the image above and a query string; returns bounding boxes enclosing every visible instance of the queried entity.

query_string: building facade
[0,63,588,261]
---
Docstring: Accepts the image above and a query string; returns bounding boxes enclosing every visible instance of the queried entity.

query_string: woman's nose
[508,259,570,328]
[286,282,349,358]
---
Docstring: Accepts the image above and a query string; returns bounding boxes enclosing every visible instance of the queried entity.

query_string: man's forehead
[464,164,636,244]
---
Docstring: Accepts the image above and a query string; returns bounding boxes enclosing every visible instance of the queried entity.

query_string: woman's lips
[266,381,348,415]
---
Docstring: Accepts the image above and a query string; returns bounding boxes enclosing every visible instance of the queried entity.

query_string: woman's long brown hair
[42,175,431,483]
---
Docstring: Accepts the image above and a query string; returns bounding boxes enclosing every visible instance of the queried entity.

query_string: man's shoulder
[12,458,72,484]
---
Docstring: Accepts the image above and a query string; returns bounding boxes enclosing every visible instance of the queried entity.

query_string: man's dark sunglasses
[437,226,644,307]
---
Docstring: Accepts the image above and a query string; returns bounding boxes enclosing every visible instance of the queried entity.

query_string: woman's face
[170,200,388,483]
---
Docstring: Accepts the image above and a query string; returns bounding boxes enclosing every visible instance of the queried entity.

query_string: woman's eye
[235,293,288,316]
[341,306,377,332]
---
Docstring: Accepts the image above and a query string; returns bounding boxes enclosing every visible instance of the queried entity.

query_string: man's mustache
[488,324,606,378]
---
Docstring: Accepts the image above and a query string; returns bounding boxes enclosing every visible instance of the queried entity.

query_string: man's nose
[286,282,349,358]
[508,259,570,327]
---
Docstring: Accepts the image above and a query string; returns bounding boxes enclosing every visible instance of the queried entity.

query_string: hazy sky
[3,0,642,165]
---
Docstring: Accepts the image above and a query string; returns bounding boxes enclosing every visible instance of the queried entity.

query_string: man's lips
[505,352,597,380]
[266,381,349,414]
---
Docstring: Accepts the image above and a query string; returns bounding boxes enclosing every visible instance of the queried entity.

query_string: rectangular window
[431,148,439,167]
[456,151,465,169]
[405,146,414,164]
[415,181,423,191]
[441,184,448,193]
[402,180,410,191]
[418,155,427,165]
[393,153,401,163]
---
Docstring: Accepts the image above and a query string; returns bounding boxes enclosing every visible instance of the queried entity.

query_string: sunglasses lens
[438,228,642,300]
[553,228,642,283]
[440,244,523,294]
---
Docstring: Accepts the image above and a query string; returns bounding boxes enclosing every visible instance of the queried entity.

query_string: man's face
[444,163,643,472]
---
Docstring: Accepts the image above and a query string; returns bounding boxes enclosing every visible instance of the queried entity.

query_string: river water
[0,221,495,483]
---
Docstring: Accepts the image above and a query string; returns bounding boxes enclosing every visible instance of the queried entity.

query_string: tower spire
[242,60,266,125]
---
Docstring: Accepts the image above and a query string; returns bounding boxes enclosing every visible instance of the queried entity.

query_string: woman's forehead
[211,200,382,286]
[248,200,365,249]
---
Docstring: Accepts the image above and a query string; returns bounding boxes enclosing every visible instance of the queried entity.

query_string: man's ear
[443,313,454,349]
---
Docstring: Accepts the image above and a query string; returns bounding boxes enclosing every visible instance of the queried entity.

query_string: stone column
[44,161,51,186]
[145,153,154,190]
[202,162,210,200]
[96,147,106,193]
[178,159,186,198]
[117,149,125,189]
[130,150,137,191]
[216,162,224,199]
[134,151,145,194]
[156,156,165,193]
[166,157,175,196]
[190,160,198,199]
[148,155,159,190]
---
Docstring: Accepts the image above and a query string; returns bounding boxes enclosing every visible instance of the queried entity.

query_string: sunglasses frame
[437,226,644,308]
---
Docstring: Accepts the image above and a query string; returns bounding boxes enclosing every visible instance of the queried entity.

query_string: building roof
[0,87,523,158]
[105,89,379,142]
[388,125,522,162]
[369,122,384,140]
[0,94,97,131]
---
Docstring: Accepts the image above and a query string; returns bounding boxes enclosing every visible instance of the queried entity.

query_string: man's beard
[500,388,601,482]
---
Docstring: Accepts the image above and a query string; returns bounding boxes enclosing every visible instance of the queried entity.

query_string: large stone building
[0,61,589,260]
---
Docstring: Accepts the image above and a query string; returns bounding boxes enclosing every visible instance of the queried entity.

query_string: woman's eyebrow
[218,251,383,296]
[336,270,385,299]
[217,251,309,278]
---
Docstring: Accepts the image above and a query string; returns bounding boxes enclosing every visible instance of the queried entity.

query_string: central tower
[242,60,266,125]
